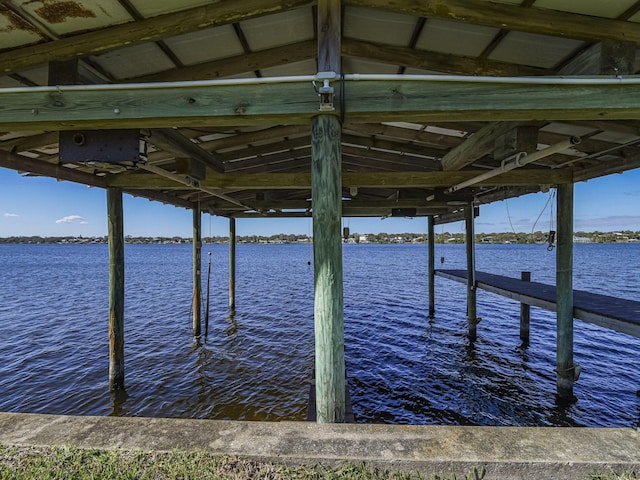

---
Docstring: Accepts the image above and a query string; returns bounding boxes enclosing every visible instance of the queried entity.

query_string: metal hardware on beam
[315,71,337,112]
[445,136,581,194]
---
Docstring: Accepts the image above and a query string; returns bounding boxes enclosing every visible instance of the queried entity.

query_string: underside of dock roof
[1,0,640,221]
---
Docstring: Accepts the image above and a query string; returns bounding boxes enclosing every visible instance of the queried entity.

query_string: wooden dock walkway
[436,270,640,338]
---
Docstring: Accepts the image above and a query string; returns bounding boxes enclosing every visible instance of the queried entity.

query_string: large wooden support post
[465,204,478,339]
[556,183,576,399]
[107,188,125,391]
[428,216,436,318]
[520,271,531,344]
[229,217,236,311]
[192,204,202,337]
[312,114,345,423]
[312,0,344,424]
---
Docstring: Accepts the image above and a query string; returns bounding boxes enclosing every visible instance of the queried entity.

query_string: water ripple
[0,243,638,427]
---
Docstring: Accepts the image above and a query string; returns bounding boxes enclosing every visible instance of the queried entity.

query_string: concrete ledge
[0,412,638,479]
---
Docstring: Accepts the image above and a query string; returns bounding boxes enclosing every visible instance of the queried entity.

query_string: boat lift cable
[530,189,557,250]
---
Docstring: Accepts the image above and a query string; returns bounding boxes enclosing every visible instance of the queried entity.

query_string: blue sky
[1,166,639,237]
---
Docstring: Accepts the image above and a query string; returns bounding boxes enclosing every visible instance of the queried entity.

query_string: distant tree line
[1,230,639,245]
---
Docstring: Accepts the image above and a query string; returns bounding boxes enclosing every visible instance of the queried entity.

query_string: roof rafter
[345,0,640,44]
[130,41,317,83]
[106,169,572,190]
[0,0,311,75]
[342,38,549,76]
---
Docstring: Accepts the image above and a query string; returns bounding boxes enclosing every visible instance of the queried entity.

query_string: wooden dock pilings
[107,187,125,391]
[192,204,202,337]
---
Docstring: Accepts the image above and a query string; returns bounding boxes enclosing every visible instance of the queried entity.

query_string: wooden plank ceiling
[1,0,640,222]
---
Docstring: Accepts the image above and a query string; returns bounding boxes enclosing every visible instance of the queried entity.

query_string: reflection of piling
[520,272,531,344]
[107,187,125,391]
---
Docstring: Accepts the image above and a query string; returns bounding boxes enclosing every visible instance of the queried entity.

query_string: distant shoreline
[2,231,640,245]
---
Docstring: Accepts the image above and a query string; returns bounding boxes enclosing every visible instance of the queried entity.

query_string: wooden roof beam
[345,0,640,44]
[217,137,311,163]
[0,149,193,208]
[7,78,640,130]
[198,125,310,152]
[107,169,572,190]
[147,128,225,173]
[343,38,549,76]
[558,41,637,76]
[0,0,311,76]
[342,133,446,161]
[343,123,462,149]
[130,41,317,83]
[442,122,532,171]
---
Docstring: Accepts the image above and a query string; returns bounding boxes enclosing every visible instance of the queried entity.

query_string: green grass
[0,445,636,480]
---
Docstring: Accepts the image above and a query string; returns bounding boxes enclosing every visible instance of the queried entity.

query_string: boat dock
[436,269,640,338]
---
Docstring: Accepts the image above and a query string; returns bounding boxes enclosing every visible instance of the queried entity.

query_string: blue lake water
[0,242,638,427]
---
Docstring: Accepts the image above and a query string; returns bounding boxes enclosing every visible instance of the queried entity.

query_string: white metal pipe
[446,136,581,194]
[0,73,638,94]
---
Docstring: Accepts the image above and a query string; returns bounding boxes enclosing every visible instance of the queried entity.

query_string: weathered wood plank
[343,38,549,77]
[5,78,640,130]
[106,169,573,189]
[199,125,310,152]
[436,270,640,338]
[345,0,640,44]
[0,0,311,76]
[559,41,637,76]
[131,41,317,83]
[226,206,451,217]
[318,0,341,73]
[148,129,224,173]
[493,126,539,162]
[442,122,520,171]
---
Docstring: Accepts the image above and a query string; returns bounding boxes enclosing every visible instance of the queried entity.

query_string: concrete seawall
[0,412,638,479]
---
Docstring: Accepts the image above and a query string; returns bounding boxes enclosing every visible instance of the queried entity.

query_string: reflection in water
[109,389,128,417]
[226,311,239,337]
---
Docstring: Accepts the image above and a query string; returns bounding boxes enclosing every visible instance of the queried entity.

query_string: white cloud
[55,215,88,225]
[3,212,19,218]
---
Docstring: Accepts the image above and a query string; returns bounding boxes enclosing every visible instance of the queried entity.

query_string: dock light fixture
[314,72,336,112]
